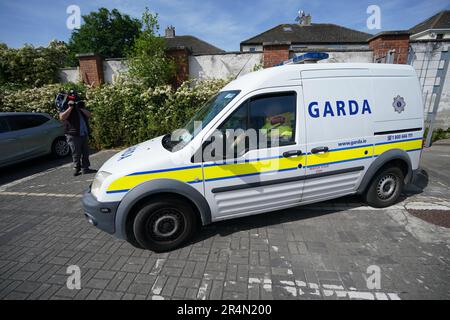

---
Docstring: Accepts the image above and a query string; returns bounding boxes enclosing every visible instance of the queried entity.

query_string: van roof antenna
[234,54,254,80]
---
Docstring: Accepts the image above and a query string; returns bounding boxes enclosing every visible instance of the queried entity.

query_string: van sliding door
[301,69,374,204]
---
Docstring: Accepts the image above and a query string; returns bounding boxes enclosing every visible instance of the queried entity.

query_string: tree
[0,40,69,88]
[126,8,175,87]
[67,8,141,65]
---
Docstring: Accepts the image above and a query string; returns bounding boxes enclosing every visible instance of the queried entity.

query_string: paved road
[0,146,449,300]
[420,139,450,188]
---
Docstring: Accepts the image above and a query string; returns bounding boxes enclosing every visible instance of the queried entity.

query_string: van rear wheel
[364,166,404,208]
[133,197,198,252]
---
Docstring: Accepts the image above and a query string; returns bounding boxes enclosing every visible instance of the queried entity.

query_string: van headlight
[91,171,112,199]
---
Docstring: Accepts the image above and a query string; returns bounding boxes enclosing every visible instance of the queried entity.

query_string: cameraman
[59,98,96,176]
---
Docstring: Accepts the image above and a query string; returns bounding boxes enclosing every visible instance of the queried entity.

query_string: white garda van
[82,63,424,251]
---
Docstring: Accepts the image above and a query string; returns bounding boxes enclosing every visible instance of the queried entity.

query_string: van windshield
[163,90,240,151]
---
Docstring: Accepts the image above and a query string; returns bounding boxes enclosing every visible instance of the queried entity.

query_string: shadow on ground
[403,168,429,197]
[0,149,100,187]
[186,168,430,247]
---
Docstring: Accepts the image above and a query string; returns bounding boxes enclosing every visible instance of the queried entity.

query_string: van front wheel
[133,197,198,252]
[364,166,404,208]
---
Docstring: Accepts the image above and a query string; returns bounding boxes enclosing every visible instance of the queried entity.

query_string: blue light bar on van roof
[276,52,329,66]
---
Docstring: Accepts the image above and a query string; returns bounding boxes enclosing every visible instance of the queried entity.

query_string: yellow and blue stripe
[106,137,422,194]
[374,137,423,156]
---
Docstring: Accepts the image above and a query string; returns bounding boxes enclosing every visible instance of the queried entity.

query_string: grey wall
[59,67,79,83]
[103,59,128,84]
[60,60,129,84]
[189,52,263,80]
[58,47,449,128]
[59,50,371,84]
[291,50,373,63]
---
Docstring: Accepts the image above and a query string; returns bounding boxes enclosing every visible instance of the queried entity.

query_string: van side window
[200,101,249,162]
[219,101,248,131]
[249,92,296,147]
[218,92,296,148]
[195,92,297,162]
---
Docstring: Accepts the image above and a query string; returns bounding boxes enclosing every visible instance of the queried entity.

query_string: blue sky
[0,0,449,51]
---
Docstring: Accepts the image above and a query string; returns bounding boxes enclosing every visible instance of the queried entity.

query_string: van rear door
[301,68,375,204]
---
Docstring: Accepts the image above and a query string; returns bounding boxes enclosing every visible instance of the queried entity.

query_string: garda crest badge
[393,95,406,113]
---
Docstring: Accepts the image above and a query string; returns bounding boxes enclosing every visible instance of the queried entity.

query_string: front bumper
[82,189,120,234]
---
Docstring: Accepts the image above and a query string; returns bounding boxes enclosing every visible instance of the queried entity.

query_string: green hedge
[0,79,228,149]
[0,83,86,117]
[0,41,69,88]
[423,127,450,144]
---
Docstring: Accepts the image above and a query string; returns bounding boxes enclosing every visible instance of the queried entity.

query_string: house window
[249,47,256,52]
[436,34,444,40]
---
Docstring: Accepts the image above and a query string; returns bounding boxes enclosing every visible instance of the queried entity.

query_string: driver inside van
[252,98,295,145]
[261,112,293,143]
[219,98,295,158]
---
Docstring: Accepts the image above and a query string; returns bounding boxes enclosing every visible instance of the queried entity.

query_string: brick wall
[263,43,290,68]
[368,34,410,64]
[166,47,190,87]
[77,54,104,86]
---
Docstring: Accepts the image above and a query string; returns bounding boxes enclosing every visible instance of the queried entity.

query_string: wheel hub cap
[153,214,179,237]
[377,174,397,200]
[56,141,69,156]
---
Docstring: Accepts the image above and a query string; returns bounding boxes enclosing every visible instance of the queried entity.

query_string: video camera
[55,89,85,112]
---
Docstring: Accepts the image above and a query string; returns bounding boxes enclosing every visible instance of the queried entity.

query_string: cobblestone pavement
[0,146,449,300]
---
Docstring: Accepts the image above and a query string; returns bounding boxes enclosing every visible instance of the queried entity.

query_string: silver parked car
[0,112,70,168]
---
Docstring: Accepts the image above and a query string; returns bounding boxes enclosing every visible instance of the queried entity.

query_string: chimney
[165,25,175,38]
[304,14,311,26]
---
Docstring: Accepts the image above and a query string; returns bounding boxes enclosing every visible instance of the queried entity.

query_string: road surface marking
[0,191,81,198]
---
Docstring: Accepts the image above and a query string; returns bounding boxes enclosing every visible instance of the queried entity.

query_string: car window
[0,118,10,133]
[218,92,296,148]
[249,92,296,146]
[6,115,49,131]
[219,101,248,131]
[165,90,240,151]
[201,92,296,161]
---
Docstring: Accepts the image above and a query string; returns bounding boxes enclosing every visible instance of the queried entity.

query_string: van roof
[222,63,417,92]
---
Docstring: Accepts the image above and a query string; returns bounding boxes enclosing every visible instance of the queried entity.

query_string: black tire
[51,137,70,158]
[133,197,198,252]
[125,224,145,249]
[364,166,404,208]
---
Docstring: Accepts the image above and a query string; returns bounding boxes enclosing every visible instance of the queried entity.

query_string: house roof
[241,23,372,46]
[367,30,410,42]
[409,10,450,34]
[165,35,225,55]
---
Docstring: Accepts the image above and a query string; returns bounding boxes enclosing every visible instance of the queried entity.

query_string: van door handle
[283,150,303,158]
[311,146,329,154]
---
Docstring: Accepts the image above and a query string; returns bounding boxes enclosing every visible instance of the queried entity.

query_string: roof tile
[165,36,224,55]
[241,23,371,45]
[409,10,450,34]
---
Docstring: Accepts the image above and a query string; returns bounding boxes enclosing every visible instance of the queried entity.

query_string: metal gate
[408,43,450,147]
